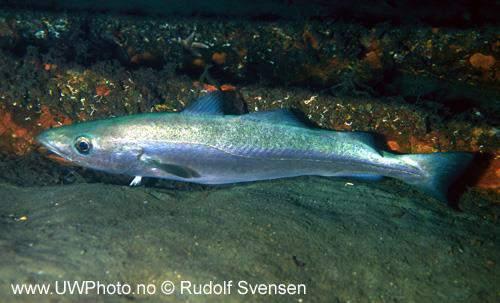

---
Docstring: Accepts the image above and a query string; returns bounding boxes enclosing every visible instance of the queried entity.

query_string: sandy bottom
[0,177,498,302]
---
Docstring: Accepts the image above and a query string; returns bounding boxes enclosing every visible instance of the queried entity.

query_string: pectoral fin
[140,154,200,179]
[157,163,201,178]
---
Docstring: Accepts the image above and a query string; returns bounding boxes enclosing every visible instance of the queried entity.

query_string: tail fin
[397,152,473,203]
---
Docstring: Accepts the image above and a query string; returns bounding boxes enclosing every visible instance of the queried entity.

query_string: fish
[37,91,473,202]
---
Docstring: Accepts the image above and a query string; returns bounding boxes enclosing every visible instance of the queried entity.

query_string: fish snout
[36,130,68,159]
[36,131,50,146]
[36,131,57,151]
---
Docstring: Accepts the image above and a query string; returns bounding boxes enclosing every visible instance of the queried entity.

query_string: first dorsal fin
[241,109,309,128]
[182,91,225,115]
[340,131,383,156]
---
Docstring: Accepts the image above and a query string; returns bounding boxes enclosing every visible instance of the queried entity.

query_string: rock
[0,178,498,302]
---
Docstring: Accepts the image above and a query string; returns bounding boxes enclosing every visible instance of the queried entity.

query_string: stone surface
[0,177,498,302]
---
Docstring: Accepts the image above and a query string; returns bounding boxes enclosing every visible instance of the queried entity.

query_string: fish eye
[74,136,92,154]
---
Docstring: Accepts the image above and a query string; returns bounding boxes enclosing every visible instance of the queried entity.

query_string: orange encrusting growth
[474,157,500,190]
[198,83,237,92]
[95,84,111,97]
[469,53,496,70]
[0,105,72,156]
[0,109,33,155]
[211,52,227,65]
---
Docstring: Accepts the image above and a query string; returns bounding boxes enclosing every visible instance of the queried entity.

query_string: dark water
[0,1,498,302]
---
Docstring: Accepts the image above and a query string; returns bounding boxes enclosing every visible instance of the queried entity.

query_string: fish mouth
[36,134,70,161]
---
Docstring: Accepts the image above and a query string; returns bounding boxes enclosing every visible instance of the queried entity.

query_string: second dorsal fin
[240,109,309,128]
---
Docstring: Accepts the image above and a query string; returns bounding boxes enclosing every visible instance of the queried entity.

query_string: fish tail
[397,152,473,203]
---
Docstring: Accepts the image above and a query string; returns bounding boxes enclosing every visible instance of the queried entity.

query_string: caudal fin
[397,152,473,203]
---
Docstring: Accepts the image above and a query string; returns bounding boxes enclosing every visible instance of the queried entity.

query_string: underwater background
[0,0,498,302]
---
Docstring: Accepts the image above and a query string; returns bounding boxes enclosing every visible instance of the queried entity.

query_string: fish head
[37,120,142,174]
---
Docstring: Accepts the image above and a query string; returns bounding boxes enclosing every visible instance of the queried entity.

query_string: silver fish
[37,92,472,202]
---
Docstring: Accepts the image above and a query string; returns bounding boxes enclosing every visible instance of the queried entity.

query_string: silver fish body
[37,92,472,202]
